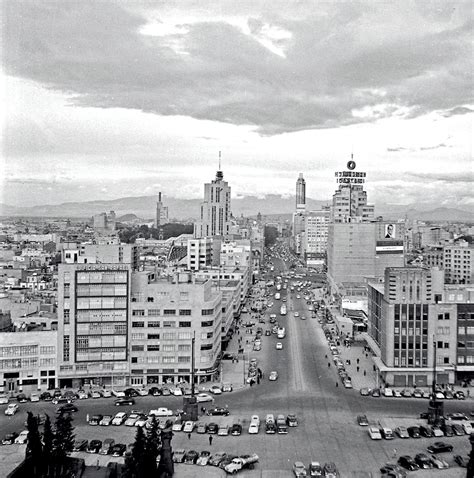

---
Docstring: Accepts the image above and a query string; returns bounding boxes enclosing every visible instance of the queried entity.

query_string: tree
[144,416,160,474]
[53,412,75,475]
[43,414,55,476]
[124,425,147,477]
[25,412,43,475]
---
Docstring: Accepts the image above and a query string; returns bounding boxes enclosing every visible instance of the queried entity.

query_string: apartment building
[0,329,58,394]
[129,271,222,386]
[443,241,473,284]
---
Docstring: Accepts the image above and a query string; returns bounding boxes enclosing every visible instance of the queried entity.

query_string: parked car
[77,390,89,399]
[209,385,222,395]
[124,388,139,397]
[408,426,421,438]
[100,438,115,455]
[87,440,102,453]
[100,415,113,426]
[5,403,19,416]
[359,388,370,396]
[230,423,242,436]
[207,422,218,434]
[430,454,449,469]
[16,393,28,403]
[397,456,419,471]
[308,461,323,477]
[427,442,454,454]
[218,424,230,436]
[401,389,413,398]
[432,426,444,437]
[183,421,195,433]
[322,462,339,478]
[293,461,308,477]
[380,463,407,477]
[149,387,162,396]
[419,425,433,437]
[269,371,279,381]
[149,407,173,417]
[0,394,9,404]
[91,390,101,399]
[441,424,454,437]
[2,433,19,445]
[125,413,141,426]
[371,388,381,397]
[102,389,112,398]
[172,449,186,463]
[184,450,199,464]
[30,393,40,402]
[357,415,369,426]
[112,412,127,425]
[414,453,433,469]
[115,398,135,406]
[208,451,227,466]
[73,439,88,452]
[207,407,229,416]
[454,455,468,468]
[196,450,211,466]
[111,443,127,457]
[452,423,465,436]
[395,427,410,438]
[39,391,52,401]
[368,427,382,440]
[445,412,468,421]
[14,431,29,444]
[89,414,103,426]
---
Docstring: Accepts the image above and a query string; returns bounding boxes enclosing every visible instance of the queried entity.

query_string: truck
[224,454,259,474]
[274,292,281,300]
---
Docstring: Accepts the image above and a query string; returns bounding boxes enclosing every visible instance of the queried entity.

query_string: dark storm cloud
[3,1,473,135]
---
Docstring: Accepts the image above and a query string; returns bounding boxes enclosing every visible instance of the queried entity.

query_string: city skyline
[2,1,473,209]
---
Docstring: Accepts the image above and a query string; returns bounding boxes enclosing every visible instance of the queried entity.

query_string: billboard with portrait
[384,223,396,239]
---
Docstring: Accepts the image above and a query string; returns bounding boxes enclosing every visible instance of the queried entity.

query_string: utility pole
[191,331,195,397]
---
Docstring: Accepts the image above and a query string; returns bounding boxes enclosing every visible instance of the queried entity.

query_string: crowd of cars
[172,449,259,473]
[359,386,467,400]
[293,460,339,477]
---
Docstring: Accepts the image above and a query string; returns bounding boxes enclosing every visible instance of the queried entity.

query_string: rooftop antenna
[219,150,222,170]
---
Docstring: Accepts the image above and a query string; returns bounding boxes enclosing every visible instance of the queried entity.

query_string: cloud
[3,1,473,135]
[387,142,451,152]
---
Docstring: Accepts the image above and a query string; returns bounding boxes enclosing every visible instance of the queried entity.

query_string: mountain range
[0,195,472,223]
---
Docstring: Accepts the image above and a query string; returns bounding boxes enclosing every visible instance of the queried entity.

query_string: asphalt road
[1,254,472,476]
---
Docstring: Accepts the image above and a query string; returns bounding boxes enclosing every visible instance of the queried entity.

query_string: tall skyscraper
[296,173,306,211]
[194,153,231,238]
[155,192,169,228]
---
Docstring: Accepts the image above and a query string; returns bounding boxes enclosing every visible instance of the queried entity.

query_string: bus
[280,304,287,316]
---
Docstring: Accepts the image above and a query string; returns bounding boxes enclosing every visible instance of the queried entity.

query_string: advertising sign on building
[376,240,404,254]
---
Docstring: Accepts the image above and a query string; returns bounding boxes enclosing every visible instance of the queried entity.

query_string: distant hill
[117,213,143,222]
[1,196,472,223]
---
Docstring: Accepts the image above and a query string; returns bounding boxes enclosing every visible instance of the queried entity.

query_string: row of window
[132,321,192,328]
[0,358,39,369]
[76,271,128,284]
[394,357,428,367]
[0,345,39,357]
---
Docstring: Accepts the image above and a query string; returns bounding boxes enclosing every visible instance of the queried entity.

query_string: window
[438,313,444,320]
[178,332,191,340]
[131,333,145,340]
[201,309,214,316]
[147,345,160,351]
[164,309,176,316]
[162,332,175,340]
[179,309,191,316]
[147,334,160,340]
[162,356,175,363]
[178,356,190,363]
[132,345,144,352]
[132,310,145,316]
[64,309,70,324]
[444,357,450,364]
[163,344,175,352]
[132,321,145,328]
[200,344,212,351]
[63,336,70,362]
[40,346,55,355]
[148,321,160,328]
[179,321,191,328]
[163,321,175,328]
[444,342,449,349]
[437,341,443,349]
[178,344,191,352]
[458,355,465,364]
[148,309,160,316]
[201,320,214,327]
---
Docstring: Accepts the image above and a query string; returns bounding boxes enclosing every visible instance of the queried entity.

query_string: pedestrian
[257,377,260,385]
[188,432,191,440]
[357,366,360,372]
[468,389,470,398]
[392,449,397,459]
[336,382,339,388]
[209,435,213,446]
[363,370,366,376]
[328,362,331,368]
[325,354,328,359]
[86,413,90,423]
[357,358,360,364]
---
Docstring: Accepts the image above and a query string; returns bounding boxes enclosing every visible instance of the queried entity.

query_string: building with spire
[331,156,374,223]
[296,173,306,211]
[194,153,232,238]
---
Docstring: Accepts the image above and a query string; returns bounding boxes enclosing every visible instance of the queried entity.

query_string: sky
[1,0,473,208]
